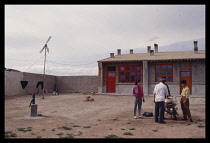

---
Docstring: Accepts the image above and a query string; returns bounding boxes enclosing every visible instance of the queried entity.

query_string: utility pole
[42,45,47,99]
[39,36,51,99]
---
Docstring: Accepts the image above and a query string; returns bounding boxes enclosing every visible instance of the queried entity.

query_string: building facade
[97,41,205,96]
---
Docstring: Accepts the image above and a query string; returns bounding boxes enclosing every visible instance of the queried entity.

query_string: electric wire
[45,55,97,75]
[5,58,35,62]
[46,60,96,66]
[25,55,45,72]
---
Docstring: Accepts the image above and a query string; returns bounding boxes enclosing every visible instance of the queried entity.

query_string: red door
[180,71,192,94]
[106,71,116,93]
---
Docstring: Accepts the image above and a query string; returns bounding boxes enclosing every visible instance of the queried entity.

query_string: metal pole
[42,46,47,99]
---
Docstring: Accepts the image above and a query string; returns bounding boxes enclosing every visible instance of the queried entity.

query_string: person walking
[132,80,145,119]
[180,80,193,122]
[153,77,169,123]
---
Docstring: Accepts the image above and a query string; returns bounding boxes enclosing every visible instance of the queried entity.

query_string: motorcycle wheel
[173,110,177,120]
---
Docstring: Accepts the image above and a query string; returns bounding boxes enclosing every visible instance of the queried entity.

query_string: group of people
[132,77,193,123]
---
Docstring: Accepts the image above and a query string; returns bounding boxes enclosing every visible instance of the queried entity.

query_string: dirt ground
[5,93,205,138]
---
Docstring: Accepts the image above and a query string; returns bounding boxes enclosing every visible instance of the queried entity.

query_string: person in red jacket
[132,80,145,119]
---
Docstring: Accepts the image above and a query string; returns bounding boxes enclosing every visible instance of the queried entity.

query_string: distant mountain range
[158,38,205,52]
[132,37,205,54]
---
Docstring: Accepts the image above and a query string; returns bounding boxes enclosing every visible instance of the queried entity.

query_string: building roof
[98,50,205,62]
[5,68,20,72]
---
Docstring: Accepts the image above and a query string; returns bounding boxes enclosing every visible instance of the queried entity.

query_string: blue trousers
[155,101,165,122]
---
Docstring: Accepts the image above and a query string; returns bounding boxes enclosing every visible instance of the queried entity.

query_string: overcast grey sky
[5,5,205,76]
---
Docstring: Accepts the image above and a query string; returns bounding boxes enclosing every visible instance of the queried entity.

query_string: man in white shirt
[153,77,169,123]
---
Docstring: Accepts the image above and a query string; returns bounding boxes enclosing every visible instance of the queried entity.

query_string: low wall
[22,72,56,94]
[56,76,98,93]
[5,71,23,96]
[5,71,98,96]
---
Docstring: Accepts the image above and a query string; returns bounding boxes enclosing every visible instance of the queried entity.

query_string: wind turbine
[40,36,51,99]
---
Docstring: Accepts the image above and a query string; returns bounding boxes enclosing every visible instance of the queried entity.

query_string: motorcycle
[165,96,178,120]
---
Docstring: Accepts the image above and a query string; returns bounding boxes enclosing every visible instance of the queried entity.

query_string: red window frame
[119,66,142,83]
[155,64,173,82]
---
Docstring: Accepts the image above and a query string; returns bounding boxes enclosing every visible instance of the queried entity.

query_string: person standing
[163,82,171,119]
[153,77,169,123]
[164,83,171,97]
[132,80,145,119]
[180,80,193,122]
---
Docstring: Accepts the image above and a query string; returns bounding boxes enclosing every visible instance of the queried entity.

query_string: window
[119,66,142,83]
[107,66,116,71]
[181,72,190,77]
[120,67,124,70]
[120,72,124,82]
[136,67,141,70]
[155,64,173,82]
[108,73,115,77]
[126,67,134,70]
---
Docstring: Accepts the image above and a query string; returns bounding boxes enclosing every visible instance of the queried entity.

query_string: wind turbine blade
[40,46,45,53]
[46,36,52,44]
[47,47,49,53]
